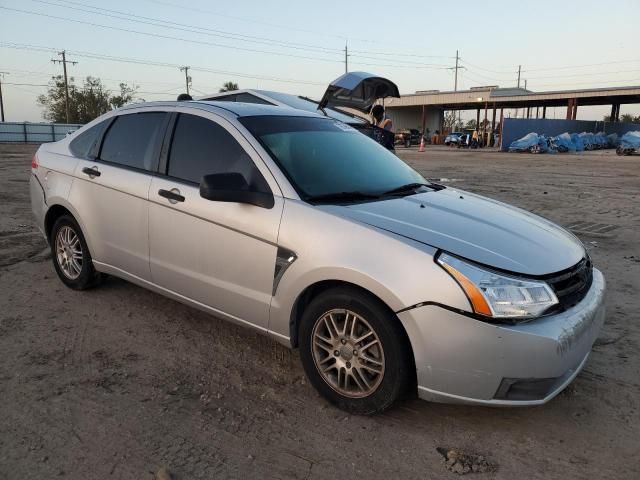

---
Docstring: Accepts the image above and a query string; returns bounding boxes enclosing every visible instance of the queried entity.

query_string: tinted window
[240,116,425,199]
[168,113,269,191]
[209,93,272,105]
[255,90,365,125]
[69,120,109,158]
[99,112,166,170]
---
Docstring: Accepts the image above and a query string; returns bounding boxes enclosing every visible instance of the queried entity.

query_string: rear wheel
[51,215,102,290]
[299,287,411,414]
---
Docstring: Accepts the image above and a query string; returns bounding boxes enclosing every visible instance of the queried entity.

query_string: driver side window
[167,113,269,192]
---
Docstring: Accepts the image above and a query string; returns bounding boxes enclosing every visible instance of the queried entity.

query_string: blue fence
[0,122,83,143]
[501,118,640,151]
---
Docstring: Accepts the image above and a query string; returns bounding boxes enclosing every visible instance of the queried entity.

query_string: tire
[51,214,102,290]
[298,286,412,415]
[404,138,411,148]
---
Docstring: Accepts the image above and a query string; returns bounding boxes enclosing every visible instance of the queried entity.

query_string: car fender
[268,199,470,344]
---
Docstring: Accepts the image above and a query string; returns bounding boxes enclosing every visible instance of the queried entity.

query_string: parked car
[200,72,400,151]
[457,133,481,149]
[444,131,463,146]
[31,92,604,416]
[395,129,423,148]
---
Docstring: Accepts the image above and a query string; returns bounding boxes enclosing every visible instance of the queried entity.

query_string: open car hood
[318,72,400,113]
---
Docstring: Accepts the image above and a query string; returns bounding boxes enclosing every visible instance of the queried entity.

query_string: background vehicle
[201,72,400,151]
[444,131,463,146]
[457,133,480,149]
[395,129,423,148]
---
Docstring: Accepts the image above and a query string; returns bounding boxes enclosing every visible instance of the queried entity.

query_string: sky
[1,0,639,122]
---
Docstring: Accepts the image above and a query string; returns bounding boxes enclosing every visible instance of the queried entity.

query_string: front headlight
[437,252,558,319]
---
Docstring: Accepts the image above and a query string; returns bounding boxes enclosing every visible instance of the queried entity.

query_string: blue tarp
[552,133,576,153]
[508,132,550,153]
[570,133,585,151]
[620,131,640,149]
[509,130,625,154]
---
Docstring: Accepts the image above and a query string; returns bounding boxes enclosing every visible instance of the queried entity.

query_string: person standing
[370,104,395,150]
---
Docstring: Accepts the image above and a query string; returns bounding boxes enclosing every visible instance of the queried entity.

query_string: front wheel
[299,287,412,414]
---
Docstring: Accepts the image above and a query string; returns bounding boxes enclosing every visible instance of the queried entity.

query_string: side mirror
[199,172,274,209]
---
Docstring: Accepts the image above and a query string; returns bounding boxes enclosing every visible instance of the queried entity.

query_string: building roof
[385,85,640,110]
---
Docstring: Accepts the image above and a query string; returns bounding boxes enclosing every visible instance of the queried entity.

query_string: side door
[148,110,284,330]
[69,110,170,280]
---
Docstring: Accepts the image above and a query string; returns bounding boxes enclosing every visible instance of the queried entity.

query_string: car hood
[317,188,585,275]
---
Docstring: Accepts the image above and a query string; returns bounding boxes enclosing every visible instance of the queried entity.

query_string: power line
[0,72,8,122]
[5,4,459,71]
[51,50,77,123]
[522,59,640,73]
[0,6,343,64]
[0,42,327,87]
[179,66,191,95]
[30,0,343,55]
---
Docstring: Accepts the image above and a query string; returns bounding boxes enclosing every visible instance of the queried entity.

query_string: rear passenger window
[69,120,109,158]
[167,113,269,191]
[99,112,166,171]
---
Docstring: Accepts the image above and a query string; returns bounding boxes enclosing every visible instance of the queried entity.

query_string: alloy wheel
[311,309,385,398]
[55,225,83,280]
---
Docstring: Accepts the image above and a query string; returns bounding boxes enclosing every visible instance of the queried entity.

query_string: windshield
[239,116,427,201]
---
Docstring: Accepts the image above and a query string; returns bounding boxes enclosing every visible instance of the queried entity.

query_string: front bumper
[397,268,606,406]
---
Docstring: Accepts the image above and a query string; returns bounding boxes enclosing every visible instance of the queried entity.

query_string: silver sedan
[30,100,605,414]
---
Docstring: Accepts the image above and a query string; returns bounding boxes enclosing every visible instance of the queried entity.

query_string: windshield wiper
[381,182,432,196]
[305,191,381,204]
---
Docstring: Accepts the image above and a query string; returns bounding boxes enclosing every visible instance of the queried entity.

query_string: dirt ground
[0,143,638,480]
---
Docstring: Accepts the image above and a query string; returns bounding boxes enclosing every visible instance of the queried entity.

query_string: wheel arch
[288,279,417,392]
[43,200,96,256]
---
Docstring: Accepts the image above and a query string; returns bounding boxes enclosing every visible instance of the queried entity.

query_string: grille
[543,257,593,312]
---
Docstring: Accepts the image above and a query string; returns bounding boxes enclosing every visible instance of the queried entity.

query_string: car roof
[119,100,326,119]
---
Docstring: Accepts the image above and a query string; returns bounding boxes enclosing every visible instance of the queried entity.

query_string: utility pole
[0,72,8,122]
[524,79,527,90]
[51,50,77,124]
[454,50,460,91]
[517,65,521,88]
[344,42,349,74]
[180,66,191,95]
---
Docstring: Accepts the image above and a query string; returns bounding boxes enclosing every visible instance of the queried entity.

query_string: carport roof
[385,85,640,110]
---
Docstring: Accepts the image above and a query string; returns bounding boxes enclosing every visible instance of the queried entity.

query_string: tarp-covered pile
[508,130,632,154]
[620,131,640,149]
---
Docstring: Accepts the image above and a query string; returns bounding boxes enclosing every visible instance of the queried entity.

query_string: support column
[572,99,578,120]
[610,104,617,122]
[491,104,497,132]
[476,108,480,130]
[483,102,488,146]
[421,105,426,135]
[536,106,539,119]
[499,108,504,149]
[542,106,547,119]
[490,105,497,147]
[566,99,573,119]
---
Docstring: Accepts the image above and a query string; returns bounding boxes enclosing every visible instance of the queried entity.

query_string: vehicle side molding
[199,172,274,209]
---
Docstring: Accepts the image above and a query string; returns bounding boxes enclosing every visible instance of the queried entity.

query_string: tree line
[38,76,239,124]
